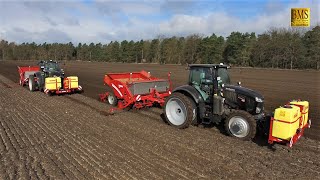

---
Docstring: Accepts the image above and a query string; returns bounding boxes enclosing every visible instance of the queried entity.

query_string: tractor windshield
[217,68,230,84]
[46,62,60,71]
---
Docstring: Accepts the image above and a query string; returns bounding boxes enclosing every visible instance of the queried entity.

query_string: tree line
[0,26,319,69]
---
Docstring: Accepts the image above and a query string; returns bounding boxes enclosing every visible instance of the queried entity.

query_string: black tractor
[163,64,265,140]
[28,60,65,91]
[38,60,65,78]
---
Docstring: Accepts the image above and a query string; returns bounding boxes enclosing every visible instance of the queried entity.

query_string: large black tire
[164,92,195,129]
[107,92,118,106]
[28,75,36,92]
[224,110,256,141]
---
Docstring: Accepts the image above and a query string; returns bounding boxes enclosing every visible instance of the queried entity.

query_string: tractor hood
[223,84,264,102]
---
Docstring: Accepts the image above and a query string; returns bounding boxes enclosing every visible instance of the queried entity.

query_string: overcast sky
[0,0,319,44]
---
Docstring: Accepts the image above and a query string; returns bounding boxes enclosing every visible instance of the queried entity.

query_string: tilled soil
[0,61,320,179]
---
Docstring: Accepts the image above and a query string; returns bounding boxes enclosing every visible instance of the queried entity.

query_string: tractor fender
[172,85,204,104]
[172,85,205,119]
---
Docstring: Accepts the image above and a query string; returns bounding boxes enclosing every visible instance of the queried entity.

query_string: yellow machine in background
[272,105,301,140]
[45,77,62,90]
[65,76,79,89]
[44,76,80,93]
[290,100,309,128]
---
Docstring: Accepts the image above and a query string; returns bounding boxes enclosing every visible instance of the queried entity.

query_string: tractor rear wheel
[225,110,256,141]
[28,75,36,92]
[107,92,118,106]
[164,92,195,129]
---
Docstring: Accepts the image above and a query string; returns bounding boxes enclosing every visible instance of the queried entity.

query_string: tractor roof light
[255,97,263,102]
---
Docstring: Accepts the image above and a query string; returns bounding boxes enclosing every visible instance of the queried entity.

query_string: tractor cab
[38,60,65,78]
[188,64,264,116]
[188,64,230,102]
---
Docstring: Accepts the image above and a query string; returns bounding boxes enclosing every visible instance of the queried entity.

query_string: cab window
[217,68,230,84]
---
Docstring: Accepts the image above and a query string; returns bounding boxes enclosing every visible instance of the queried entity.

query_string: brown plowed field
[0,60,320,179]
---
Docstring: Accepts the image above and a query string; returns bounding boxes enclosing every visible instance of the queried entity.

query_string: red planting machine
[99,70,172,112]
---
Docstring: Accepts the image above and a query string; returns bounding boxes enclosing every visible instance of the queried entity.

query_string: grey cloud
[160,0,196,14]
[12,27,26,33]
[44,16,58,26]
[5,28,72,44]
[5,28,33,43]
[95,1,121,15]
[40,29,73,43]
[94,2,123,25]
[64,18,80,26]
[98,32,119,42]
[22,1,59,14]
[94,1,157,15]
[93,1,159,26]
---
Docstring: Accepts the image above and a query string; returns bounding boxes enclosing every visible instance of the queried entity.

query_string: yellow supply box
[45,77,62,90]
[272,105,301,140]
[290,100,309,128]
[66,76,79,89]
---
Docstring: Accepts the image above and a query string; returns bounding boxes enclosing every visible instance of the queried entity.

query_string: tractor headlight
[255,97,263,102]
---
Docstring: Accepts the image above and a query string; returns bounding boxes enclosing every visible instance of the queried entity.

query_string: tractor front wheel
[225,110,256,141]
[28,75,36,92]
[164,92,195,129]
